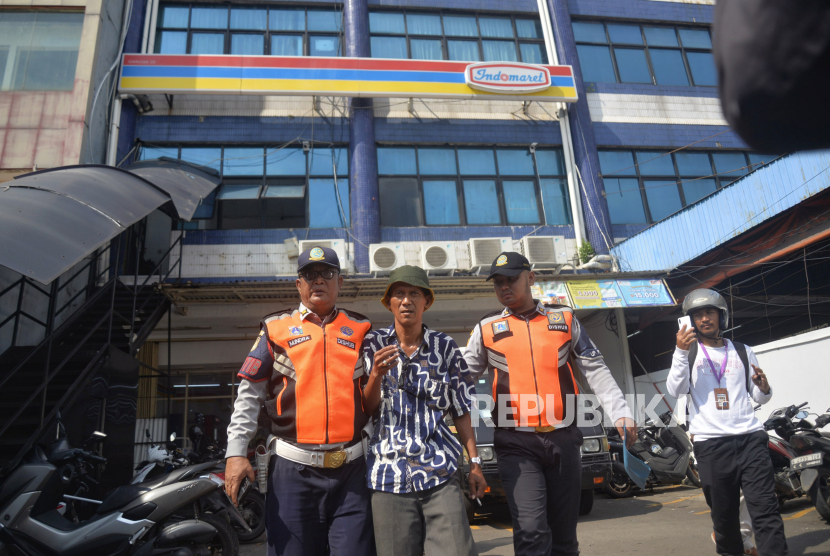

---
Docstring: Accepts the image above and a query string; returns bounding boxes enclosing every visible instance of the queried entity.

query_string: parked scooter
[0,416,239,555]
[760,402,810,509]
[605,410,701,498]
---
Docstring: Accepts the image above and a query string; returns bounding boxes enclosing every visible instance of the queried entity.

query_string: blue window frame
[377,146,568,227]
[599,149,766,225]
[573,20,716,86]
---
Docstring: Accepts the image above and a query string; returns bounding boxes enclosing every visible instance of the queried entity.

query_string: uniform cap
[297,246,340,271]
[486,251,531,280]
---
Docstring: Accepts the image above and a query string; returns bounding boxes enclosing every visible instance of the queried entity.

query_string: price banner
[566,280,625,309]
[616,279,675,307]
[531,281,572,307]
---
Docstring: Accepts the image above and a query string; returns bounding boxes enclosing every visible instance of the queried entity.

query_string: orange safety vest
[479,305,579,427]
[262,308,371,444]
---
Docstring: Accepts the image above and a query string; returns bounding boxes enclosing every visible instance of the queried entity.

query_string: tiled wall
[568,0,713,23]
[587,93,727,126]
[593,122,749,149]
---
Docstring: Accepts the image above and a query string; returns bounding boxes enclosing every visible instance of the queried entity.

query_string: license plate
[791,453,823,470]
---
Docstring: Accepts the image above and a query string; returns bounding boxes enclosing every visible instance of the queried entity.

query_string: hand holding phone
[676,316,696,351]
[677,316,692,330]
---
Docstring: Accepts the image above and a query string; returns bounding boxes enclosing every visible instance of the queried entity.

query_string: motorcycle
[605,410,701,498]
[766,403,830,521]
[760,402,810,509]
[0,415,240,555]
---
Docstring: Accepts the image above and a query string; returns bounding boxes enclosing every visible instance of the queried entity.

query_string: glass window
[231,34,264,55]
[378,147,417,175]
[407,14,441,36]
[443,15,478,37]
[217,184,261,200]
[369,12,405,34]
[448,40,480,61]
[180,147,221,171]
[266,148,305,176]
[310,36,340,57]
[572,21,606,43]
[309,147,348,177]
[379,178,422,226]
[479,18,513,38]
[679,29,711,49]
[423,180,461,225]
[748,153,773,169]
[503,181,540,224]
[516,19,542,39]
[463,180,500,224]
[263,185,304,198]
[307,10,341,32]
[223,148,264,176]
[231,8,266,30]
[270,9,304,31]
[520,43,546,64]
[190,7,227,29]
[614,48,651,83]
[193,192,216,219]
[649,49,689,86]
[418,149,457,175]
[604,178,646,224]
[712,152,749,182]
[496,149,535,176]
[576,45,616,83]
[644,179,682,221]
[411,39,442,60]
[371,36,407,59]
[643,27,678,47]
[309,179,349,228]
[540,179,571,225]
[482,40,517,62]
[674,152,712,175]
[155,31,187,54]
[191,33,224,55]
[598,151,636,176]
[159,6,189,28]
[458,149,496,175]
[536,150,566,175]
[272,35,303,56]
[141,146,179,160]
[686,51,717,86]
[607,24,642,45]
[636,151,675,176]
[682,178,717,205]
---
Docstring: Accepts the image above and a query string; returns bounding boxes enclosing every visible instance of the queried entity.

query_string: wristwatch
[470,457,482,465]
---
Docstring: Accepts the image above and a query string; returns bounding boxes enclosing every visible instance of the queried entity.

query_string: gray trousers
[371,478,478,556]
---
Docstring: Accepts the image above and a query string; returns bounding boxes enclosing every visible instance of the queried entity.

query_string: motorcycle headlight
[479,447,494,461]
[582,439,601,453]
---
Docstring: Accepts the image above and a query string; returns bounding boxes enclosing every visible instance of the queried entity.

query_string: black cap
[298,246,340,272]
[486,251,531,280]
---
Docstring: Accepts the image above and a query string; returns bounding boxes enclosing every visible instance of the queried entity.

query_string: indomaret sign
[118,55,577,103]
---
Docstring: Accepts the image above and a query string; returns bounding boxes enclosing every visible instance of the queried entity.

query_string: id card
[714,388,729,410]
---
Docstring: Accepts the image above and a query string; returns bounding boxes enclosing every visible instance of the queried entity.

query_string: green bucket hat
[380,265,435,310]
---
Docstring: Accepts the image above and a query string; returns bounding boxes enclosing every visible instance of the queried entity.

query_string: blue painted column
[345,0,380,273]
[115,0,149,165]
[548,0,614,253]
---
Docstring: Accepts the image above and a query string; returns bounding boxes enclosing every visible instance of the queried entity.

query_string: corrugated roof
[611,150,830,272]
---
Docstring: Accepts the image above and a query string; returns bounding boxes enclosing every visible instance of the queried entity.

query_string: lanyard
[699,339,729,386]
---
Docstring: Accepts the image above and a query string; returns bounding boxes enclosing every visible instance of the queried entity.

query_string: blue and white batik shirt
[362,324,475,493]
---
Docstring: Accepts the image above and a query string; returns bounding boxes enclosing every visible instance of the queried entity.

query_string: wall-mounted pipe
[147,0,160,54]
[141,0,153,53]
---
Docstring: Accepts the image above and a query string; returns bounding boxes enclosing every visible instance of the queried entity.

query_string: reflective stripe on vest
[481,308,579,427]
[266,311,370,444]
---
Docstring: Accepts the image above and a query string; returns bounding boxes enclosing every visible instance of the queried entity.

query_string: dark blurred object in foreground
[714,0,830,152]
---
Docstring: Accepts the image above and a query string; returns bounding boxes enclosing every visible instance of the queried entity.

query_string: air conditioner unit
[468,237,513,271]
[420,242,458,275]
[520,236,568,267]
[297,239,349,274]
[369,243,405,274]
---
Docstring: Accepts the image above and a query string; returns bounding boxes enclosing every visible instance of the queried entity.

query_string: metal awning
[0,161,221,285]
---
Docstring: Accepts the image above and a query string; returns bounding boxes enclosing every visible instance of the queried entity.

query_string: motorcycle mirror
[796,411,809,420]
[92,431,107,440]
[170,432,177,442]
[145,429,151,439]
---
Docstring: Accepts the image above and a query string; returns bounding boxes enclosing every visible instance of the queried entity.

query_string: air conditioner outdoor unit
[468,237,513,271]
[369,243,405,274]
[297,239,349,274]
[520,236,568,267]
[420,242,458,275]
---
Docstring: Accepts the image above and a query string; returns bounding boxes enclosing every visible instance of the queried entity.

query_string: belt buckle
[323,450,347,468]
[535,425,556,433]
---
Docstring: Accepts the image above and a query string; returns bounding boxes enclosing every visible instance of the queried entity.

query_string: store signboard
[531,281,571,306]
[533,279,676,309]
[566,280,625,309]
[616,279,675,307]
[118,55,578,102]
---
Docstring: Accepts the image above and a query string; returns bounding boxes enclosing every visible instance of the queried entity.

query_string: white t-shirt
[666,341,772,442]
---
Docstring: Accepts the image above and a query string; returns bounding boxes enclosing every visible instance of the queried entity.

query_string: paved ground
[240,486,830,555]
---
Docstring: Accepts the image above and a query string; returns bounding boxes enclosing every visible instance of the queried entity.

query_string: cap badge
[495,255,508,266]
[309,247,325,261]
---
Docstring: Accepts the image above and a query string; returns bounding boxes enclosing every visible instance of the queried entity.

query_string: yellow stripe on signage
[120,77,241,91]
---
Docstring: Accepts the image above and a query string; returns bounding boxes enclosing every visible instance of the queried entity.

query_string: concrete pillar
[115,0,150,166]
[345,0,380,273]
[547,0,614,253]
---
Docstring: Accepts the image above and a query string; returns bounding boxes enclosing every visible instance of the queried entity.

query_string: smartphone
[237,476,252,503]
[677,316,692,330]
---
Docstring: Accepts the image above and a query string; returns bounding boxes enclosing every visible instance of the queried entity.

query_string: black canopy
[0,160,221,284]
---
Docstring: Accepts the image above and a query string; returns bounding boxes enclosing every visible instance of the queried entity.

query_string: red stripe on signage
[357,59,470,73]
[123,54,243,67]
[544,66,573,76]
[243,57,362,69]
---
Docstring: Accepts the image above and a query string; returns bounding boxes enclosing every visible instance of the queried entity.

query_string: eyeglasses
[299,270,338,281]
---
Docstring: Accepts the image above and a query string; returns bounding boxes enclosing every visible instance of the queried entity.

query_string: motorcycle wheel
[233,490,266,543]
[184,513,239,556]
[809,468,830,522]
[604,471,635,499]
[686,460,703,488]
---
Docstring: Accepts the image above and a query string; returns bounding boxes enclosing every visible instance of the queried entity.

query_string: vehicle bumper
[581,452,612,490]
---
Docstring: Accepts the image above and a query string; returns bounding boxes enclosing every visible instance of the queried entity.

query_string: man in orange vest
[224,246,375,556]
[464,251,637,556]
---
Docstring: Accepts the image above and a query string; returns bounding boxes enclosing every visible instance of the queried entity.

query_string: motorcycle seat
[96,484,151,514]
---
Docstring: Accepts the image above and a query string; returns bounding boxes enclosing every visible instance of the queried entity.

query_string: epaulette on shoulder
[262,308,295,324]
[543,303,572,312]
[340,308,371,324]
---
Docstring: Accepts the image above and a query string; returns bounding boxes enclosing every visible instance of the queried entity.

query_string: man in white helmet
[667,289,787,556]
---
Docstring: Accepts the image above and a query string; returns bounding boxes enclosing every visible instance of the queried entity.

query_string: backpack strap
[687,341,698,392]
[732,341,751,391]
